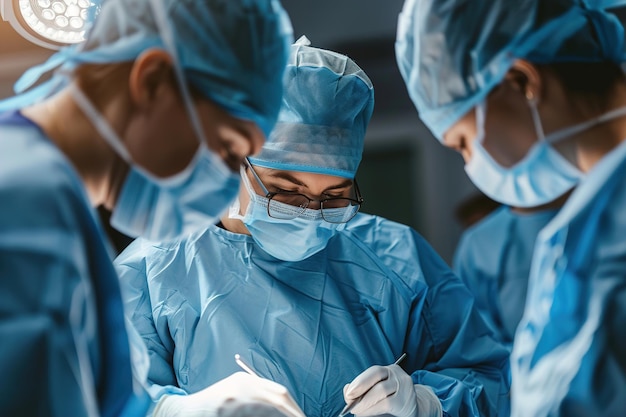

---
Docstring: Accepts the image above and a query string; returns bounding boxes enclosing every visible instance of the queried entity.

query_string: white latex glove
[153,372,306,417]
[343,365,442,417]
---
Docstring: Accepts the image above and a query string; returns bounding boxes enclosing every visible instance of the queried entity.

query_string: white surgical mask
[464,99,585,208]
[229,168,345,262]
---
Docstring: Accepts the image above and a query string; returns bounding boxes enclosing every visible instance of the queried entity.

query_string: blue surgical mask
[110,146,240,241]
[229,168,345,262]
[69,83,240,241]
[464,100,584,208]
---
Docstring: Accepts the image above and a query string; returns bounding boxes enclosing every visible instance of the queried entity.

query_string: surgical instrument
[338,353,407,417]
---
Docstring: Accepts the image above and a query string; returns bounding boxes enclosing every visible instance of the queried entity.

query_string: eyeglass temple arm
[244,157,271,196]
[353,179,364,203]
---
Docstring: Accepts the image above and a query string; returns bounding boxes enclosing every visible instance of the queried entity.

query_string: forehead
[254,166,353,189]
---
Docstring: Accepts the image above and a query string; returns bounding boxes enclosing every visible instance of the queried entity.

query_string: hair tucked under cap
[396,0,626,141]
[248,36,375,179]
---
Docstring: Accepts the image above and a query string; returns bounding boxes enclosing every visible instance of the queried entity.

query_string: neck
[220,214,251,235]
[21,84,128,208]
[511,188,572,214]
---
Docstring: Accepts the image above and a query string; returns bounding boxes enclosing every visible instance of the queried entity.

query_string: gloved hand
[218,401,294,417]
[153,372,306,417]
[343,364,442,417]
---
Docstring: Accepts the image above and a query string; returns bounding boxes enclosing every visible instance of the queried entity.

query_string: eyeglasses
[245,159,364,224]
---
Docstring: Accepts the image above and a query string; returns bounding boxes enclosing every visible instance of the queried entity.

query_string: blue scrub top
[0,111,147,416]
[511,139,626,416]
[454,206,559,345]
[116,213,511,417]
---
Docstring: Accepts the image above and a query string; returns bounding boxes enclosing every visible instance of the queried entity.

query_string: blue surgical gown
[511,139,626,416]
[0,111,147,416]
[115,213,511,417]
[453,206,559,345]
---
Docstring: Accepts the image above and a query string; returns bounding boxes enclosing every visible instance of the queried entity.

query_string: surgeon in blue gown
[396,0,626,415]
[453,193,568,345]
[0,0,292,415]
[116,37,510,417]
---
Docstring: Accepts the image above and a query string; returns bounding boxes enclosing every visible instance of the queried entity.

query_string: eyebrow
[266,171,353,192]
[324,179,353,191]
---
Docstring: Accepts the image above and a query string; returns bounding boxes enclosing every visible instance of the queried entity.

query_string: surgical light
[1,0,94,50]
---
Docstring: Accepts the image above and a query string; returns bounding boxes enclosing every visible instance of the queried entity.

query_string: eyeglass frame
[243,158,364,224]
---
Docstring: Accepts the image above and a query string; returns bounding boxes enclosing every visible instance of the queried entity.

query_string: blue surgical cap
[396,0,626,141]
[248,36,375,179]
[1,0,293,137]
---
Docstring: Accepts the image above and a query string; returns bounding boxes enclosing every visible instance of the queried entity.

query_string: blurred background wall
[0,0,480,265]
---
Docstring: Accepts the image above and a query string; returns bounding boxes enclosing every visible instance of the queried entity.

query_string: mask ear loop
[69,82,134,164]
[474,100,487,144]
[147,0,209,155]
[530,89,626,145]
[527,91,547,143]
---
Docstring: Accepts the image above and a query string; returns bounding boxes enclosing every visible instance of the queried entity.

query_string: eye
[218,130,252,168]
[322,188,350,199]
[270,186,298,194]
[220,148,241,172]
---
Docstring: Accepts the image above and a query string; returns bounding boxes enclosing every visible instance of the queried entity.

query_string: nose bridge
[307,199,322,210]
[304,183,338,205]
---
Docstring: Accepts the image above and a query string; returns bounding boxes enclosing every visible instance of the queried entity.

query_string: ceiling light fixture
[1,0,94,50]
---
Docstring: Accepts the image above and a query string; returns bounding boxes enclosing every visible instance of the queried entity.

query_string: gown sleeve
[0,164,99,416]
[408,230,511,417]
[349,216,511,417]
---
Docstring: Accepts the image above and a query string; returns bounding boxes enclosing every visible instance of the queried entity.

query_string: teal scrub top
[454,206,559,344]
[0,111,147,417]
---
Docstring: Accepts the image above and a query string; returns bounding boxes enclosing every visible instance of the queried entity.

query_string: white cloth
[153,372,305,417]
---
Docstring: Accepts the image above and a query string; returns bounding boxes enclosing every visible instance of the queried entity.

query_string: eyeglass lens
[267,193,360,223]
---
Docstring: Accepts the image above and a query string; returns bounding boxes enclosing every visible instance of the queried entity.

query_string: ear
[503,59,543,103]
[128,48,175,108]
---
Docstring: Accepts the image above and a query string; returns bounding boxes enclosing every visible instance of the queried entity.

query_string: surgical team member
[453,195,567,345]
[0,0,292,415]
[396,0,626,415]
[116,37,510,417]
